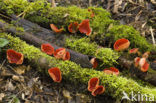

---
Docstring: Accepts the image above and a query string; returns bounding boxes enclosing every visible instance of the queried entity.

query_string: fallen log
[118,57,156,86]
[1,18,156,86]
[10,15,119,67]
[1,33,156,101]
[0,19,92,68]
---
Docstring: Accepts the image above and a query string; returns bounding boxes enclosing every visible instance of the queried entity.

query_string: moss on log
[65,37,119,66]
[0,0,155,53]
[0,33,156,101]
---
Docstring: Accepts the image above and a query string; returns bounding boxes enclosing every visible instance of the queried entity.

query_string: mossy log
[0,33,156,101]
[10,16,119,66]
[1,17,156,86]
[0,0,155,53]
[118,57,156,86]
[0,19,92,68]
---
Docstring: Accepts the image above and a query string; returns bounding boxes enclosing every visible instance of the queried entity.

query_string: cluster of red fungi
[50,9,95,36]
[6,9,150,96]
[5,39,150,97]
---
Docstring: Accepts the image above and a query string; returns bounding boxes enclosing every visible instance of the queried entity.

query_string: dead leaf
[0,93,5,101]
[14,66,27,75]
[12,75,24,82]
[5,80,15,91]
[62,89,72,99]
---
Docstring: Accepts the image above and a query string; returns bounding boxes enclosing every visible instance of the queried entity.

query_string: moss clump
[65,37,119,66]
[66,37,98,56]
[106,25,155,52]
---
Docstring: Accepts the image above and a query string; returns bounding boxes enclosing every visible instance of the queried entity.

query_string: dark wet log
[0,19,92,68]
[118,56,156,86]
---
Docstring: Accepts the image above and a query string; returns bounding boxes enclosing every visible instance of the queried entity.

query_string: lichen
[65,37,119,66]
[1,33,156,101]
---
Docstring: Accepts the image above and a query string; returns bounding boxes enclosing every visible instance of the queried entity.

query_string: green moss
[65,37,119,66]
[66,37,98,56]
[1,33,156,101]
[106,25,155,52]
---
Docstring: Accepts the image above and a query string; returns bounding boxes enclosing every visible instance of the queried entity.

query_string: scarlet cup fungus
[62,51,70,60]
[90,58,98,68]
[41,43,54,55]
[114,38,130,51]
[103,67,119,76]
[140,61,149,72]
[134,57,140,67]
[48,67,62,83]
[50,24,63,33]
[109,67,120,76]
[68,22,79,33]
[91,85,105,96]
[7,49,24,64]
[88,77,99,92]
[134,57,149,72]
[54,48,70,60]
[78,19,92,36]
[139,58,146,67]
[129,48,139,54]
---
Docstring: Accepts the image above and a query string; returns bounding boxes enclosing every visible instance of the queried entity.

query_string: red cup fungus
[103,67,119,76]
[140,61,149,72]
[48,67,62,83]
[91,85,105,96]
[114,38,130,51]
[88,77,99,92]
[7,49,24,64]
[134,57,140,67]
[129,48,139,54]
[50,24,64,33]
[78,19,92,36]
[54,48,70,60]
[41,43,54,55]
[90,58,98,68]
[68,22,79,33]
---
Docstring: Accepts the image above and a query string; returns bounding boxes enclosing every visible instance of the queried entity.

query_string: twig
[89,0,92,6]
[150,26,156,46]
[0,59,6,70]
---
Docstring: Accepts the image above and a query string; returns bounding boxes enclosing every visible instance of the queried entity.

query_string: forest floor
[0,0,156,103]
